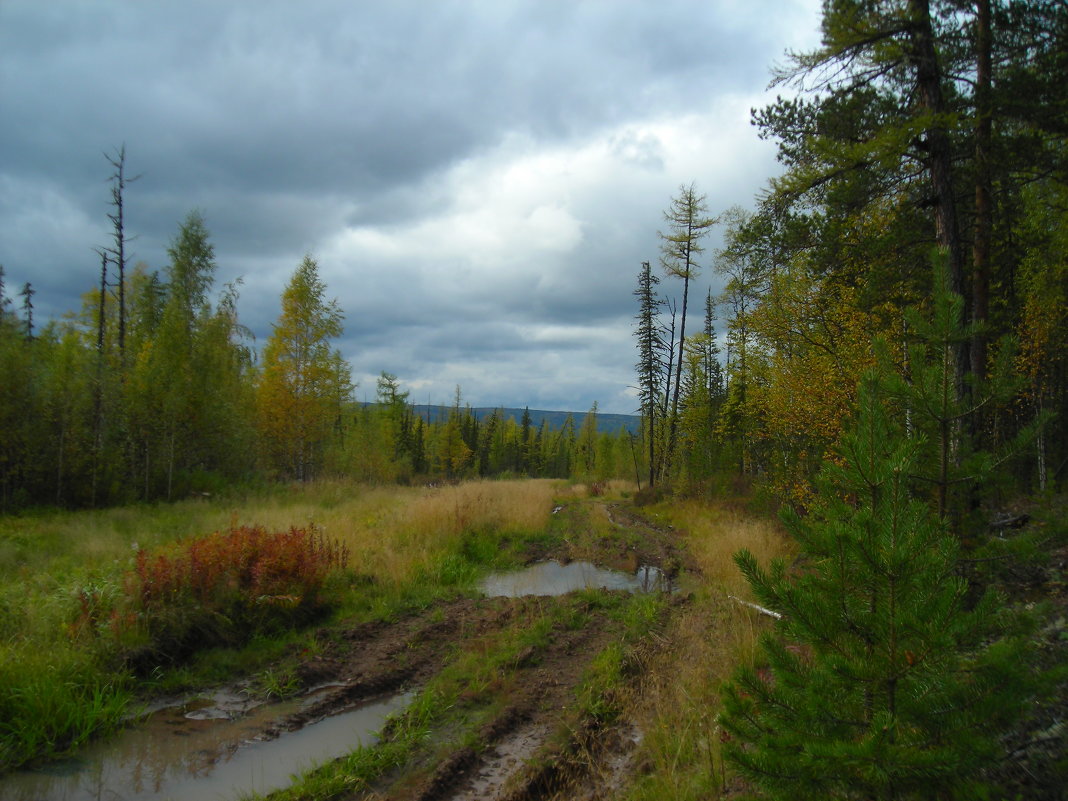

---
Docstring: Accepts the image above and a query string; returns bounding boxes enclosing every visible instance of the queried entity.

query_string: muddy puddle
[4,688,410,801]
[480,560,670,597]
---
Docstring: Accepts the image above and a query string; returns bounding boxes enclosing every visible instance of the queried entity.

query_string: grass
[259,589,670,801]
[0,475,793,799]
[0,478,567,773]
[0,642,132,771]
[621,498,791,801]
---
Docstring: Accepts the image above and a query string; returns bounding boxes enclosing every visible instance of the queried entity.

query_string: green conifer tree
[720,373,1034,800]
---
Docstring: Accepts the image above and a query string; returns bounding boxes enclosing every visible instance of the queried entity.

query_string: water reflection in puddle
[481,560,670,597]
[4,691,410,801]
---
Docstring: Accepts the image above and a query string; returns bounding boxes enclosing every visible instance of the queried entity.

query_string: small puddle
[480,560,670,597]
[3,690,410,801]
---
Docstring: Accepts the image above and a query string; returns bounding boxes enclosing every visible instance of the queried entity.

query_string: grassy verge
[622,499,792,801]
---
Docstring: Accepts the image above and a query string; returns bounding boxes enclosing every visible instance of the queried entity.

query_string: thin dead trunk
[92,251,108,506]
[167,428,175,501]
[668,253,692,461]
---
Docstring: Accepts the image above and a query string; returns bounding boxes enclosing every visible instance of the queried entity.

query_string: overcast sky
[1,0,821,415]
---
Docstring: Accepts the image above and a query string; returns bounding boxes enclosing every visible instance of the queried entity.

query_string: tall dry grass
[666,499,790,596]
[236,479,562,586]
[624,499,792,800]
[564,479,639,500]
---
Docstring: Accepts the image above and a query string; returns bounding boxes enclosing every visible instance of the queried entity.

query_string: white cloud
[309,89,792,412]
[1,0,827,414]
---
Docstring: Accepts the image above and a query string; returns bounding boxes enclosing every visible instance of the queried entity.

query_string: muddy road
[6,499,698,801]
[270,500,692,801]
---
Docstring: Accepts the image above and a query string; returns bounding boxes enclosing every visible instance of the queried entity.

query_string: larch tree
[145,211,218,498]
[257,255,349,481]
[376,371,411,462]
[38,323,95,506]
[658,183,716,473]
[715,208,769,476]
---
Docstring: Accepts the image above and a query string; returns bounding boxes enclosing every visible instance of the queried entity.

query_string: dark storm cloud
[1,0,821,413]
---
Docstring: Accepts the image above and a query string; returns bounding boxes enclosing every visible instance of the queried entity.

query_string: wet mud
[9,501,693,801]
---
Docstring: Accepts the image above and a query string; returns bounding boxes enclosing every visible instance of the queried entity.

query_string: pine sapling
[719,373,1034,800]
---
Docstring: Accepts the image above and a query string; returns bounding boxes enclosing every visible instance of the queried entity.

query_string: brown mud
[15,499,691,801]
[241,500,695,800]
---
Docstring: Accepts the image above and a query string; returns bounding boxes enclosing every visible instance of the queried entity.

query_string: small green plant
[578,641,626,723]
[720,376,1037,800]
[259,667,301,700]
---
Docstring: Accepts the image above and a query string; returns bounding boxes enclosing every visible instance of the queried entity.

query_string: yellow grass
[624,499,792,800]
[666,500,790,596]
[232,479,560,583]
[565,479,639,500]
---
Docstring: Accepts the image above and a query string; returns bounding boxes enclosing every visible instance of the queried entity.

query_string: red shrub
[133,525,348,611]
[122,525,349,663]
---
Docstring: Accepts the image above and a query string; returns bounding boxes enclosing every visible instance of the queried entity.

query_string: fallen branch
[989,513,1030,530]
[728,595,783,620]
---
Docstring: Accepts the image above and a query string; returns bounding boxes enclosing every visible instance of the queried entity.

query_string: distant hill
[409,405,640,435]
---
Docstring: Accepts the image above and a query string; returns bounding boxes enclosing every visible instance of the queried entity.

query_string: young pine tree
[719,373,1034,800]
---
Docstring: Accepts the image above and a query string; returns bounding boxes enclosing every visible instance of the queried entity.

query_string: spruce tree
[633,260,664,487]
[719,373,1033,800]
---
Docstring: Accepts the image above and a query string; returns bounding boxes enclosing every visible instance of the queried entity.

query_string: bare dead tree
[18,282,34,340]
[104,144,140,364]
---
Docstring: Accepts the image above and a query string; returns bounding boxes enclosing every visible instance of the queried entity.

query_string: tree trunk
[1036,397,1047,492]
[907,0,968,394]
[167,428,175,501]
[668,250,692,465]
[55,424,65,506]
[660,301,677,480]
[971,0,993,385]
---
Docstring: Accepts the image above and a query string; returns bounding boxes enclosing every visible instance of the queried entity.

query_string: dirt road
[258,500,692,801]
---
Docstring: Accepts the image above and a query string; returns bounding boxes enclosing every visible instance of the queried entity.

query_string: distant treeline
[406,405,640,436]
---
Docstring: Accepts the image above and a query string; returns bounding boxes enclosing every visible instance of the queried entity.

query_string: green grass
[0,479,569,774]
[0,642,132,770]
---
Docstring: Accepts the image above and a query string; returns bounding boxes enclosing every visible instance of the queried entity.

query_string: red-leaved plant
[118,525,348,668]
